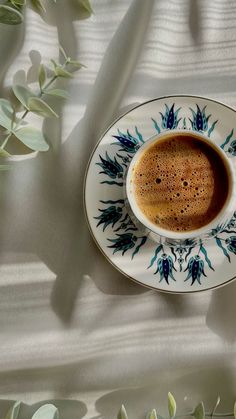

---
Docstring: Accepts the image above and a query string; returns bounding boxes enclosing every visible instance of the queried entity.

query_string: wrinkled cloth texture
[0,1,236,418]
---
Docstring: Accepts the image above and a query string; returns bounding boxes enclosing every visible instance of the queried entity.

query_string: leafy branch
[0,0,92,25]
[119,394,236,419]
[0,45,83,158]
[4,395,236,419]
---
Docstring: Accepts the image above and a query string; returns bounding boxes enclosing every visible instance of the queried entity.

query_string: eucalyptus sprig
[0,45,83,160]
[119,394,236,419]
[5,402,58,419]
[0,0,92,25]
[3,395,236,419]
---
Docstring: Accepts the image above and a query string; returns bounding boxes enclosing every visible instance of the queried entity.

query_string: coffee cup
[126,129,236,247]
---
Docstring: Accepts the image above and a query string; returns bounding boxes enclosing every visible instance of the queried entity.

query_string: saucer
[84,95,236,293]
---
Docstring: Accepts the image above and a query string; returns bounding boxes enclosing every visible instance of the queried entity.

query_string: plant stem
[42,75,58,92]
[1,132,12,150]
[175,413,234,418]
[1,69,64,151]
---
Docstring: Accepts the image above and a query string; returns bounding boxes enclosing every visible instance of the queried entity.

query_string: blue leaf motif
[108,233,137,255]
[107,233,147,257]
[228,140,236,156]
[226,236,236,255]
[148,245,163,268]
[132,236,147,259]
[208,120,218,137]
[199,245,214,271]
[96,152,123,179]
[189,104,217,134]
[185,246,194,261]
[135,126,144,143]
[159,103,181,130]
[94,206,123,231]
[112,128,143,153]
[184,255,206,285]
[151,117,161,134]
[215,237,231,262]
[220,129,234,150]
[154,254,176,284]
[114,213,137,232]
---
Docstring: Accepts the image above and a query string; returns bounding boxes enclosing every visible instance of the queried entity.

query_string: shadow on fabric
[0,0,154,328]
[94,365,236,419]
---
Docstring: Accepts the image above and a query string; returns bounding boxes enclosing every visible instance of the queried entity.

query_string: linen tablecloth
[0,1,236,418]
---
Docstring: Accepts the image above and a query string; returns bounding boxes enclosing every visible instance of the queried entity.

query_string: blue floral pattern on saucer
[85,96,236,293]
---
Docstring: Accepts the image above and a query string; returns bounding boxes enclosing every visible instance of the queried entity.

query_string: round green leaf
[168,392,176,419]
[59,45,68,60]
[54,66,73,78]
[28,97,58,118]
[10,0,26,6]
[0,99,14,130]
[44,89,69,99]
[69,60,84,69]
[211,396,220,416]
[30,0,46,13]
[117,405,128,419]
[77,0,93,14]
[193,402,205,419]
[0,5,23,24]
[14,125,49,151]
[32,404,59,419]
[51,59,58,69]
[5,402,21,419]
[38,64,46,89]
[12,85,36,109]
[0,148,11,157]
[146,409,157,419]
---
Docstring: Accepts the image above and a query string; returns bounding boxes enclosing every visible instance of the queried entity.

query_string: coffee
[133,133,229,232]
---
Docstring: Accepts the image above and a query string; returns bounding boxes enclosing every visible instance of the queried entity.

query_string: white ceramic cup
[126,129,236,246]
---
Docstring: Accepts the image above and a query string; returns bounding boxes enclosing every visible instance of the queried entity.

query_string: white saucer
[84,95,236,293]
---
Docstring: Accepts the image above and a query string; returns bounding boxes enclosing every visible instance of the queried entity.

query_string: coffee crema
[133,133,229,232]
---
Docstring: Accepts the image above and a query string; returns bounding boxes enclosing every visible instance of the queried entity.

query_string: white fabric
[0,0,236,418]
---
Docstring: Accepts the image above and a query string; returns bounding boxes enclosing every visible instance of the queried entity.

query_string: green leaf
[30,0,46,13]
[14,125,49,151]
[51,59,58,69]
[59,45,68,60]
[234,401,236,419]
[0,99,14,130]
[12,85,36,109]
[32,405,59,419]
[0,5,23,24]
[146,409,157,419]
[44,89,69,99]
[77,0,93,14]
[168,392,176,419]
[28,97,58,118]
[117,405,128,419]
[68,60,84,69]
[54,66,73,78]
[5,402,21,419]
[211,396,220,416]
[38,64,46,90]
[10,0,26,6]
[0,148,11,157]
[193,402,205,419]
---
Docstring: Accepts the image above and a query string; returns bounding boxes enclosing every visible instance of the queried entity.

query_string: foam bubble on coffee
[133,133,229,232]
